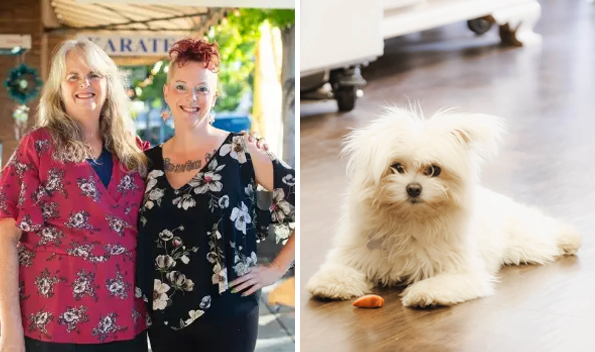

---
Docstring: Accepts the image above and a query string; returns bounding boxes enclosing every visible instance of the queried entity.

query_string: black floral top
[135,133,295,330]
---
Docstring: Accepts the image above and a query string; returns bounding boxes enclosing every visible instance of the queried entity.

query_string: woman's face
[60,51,108,122]
[164,61,218,126]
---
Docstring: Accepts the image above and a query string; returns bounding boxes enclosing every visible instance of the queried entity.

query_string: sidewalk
[255,225,295,351]
[255,279,296,352]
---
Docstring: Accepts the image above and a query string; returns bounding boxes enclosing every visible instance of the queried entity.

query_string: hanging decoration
[3,63,43,140]
[4,63,43,104]
[12,104,29,141]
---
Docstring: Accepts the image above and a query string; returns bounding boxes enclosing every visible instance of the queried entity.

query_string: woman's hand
[229,262,287,296]
[239,131,269,151]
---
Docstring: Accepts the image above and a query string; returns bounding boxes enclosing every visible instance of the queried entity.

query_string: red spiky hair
[168,38,221,73]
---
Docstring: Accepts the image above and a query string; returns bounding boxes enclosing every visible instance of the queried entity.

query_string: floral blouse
[0,129,149,343]
[136,132,295,330]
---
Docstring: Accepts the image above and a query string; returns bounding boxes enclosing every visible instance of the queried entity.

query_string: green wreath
[3,63,43,104]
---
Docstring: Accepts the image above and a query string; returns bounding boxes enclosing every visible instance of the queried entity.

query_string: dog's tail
[554,223,582,255]
[502,202,582,265]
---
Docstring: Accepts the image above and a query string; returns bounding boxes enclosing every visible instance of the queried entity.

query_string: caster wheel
[335,85,357,112]
[467,18,493,35]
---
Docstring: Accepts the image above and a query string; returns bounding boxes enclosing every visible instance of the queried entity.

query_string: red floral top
[0,129,149,344]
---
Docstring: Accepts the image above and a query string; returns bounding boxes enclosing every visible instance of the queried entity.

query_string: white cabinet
[384,0,425,11]
[300,0,384,77]
[300,0,542,112]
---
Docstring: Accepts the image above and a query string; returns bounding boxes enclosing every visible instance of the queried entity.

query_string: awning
[45,0,229,34]
[74,0,294,9]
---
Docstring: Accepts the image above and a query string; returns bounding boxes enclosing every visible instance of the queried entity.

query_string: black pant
[24,331,148,352]
[148,306,259,352]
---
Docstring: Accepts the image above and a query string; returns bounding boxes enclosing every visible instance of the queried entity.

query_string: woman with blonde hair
[0,39,150,351]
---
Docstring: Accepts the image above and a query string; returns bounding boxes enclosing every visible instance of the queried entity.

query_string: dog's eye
[424,165,441,177]
[391,163,405,174]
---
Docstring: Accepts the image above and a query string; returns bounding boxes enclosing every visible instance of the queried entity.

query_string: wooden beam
[45,10,210,32]
[45,26,198,34]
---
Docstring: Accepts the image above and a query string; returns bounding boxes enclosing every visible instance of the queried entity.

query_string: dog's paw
[306,265,371,300]
[400,282,457,308]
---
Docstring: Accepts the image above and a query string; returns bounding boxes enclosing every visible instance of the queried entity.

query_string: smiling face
[60,51,107,122]
[164,61,218,127]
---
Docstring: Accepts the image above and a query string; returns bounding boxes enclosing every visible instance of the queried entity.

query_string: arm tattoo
[164,158,202,173]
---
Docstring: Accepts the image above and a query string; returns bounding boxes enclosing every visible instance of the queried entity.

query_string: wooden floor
[299,1,595,351]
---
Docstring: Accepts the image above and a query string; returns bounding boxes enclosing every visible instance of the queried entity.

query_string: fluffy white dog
[305,107,582,308]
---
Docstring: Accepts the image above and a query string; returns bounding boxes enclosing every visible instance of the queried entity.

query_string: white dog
[305,107,582,308]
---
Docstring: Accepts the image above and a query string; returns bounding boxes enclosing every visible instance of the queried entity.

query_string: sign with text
[76,34,185,57]
[0,35,32,49]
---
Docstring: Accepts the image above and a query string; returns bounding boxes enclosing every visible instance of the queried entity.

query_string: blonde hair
[37,39,147,176]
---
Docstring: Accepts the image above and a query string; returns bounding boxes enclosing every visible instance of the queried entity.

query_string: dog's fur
[305,107,582,308]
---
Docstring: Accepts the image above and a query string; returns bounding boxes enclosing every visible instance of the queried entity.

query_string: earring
[161,107,171,121]
[208,113,215,125]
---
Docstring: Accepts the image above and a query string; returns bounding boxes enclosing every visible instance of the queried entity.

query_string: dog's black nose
[406,183,422,197]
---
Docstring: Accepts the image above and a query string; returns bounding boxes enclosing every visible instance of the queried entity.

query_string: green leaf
[129,10,294,114]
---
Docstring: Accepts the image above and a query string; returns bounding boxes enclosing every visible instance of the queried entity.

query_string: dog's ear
[342,126,387,185]
[342,127,368,178]
[443,113,506,161]
[341,106,421,184]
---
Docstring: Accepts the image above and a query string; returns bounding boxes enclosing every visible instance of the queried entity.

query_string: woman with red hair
[135,38,296,351]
